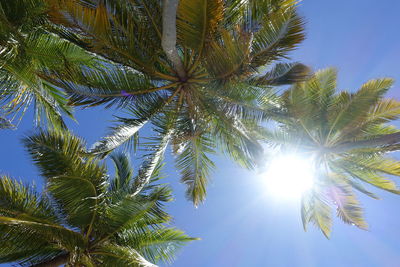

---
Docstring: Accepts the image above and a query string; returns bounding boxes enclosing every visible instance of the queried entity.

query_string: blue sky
[1,0,400,266]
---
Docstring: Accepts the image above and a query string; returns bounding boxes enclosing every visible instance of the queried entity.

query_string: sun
[262,154,315,200]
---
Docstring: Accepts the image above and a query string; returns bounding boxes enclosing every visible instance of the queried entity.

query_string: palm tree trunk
[30,254,69,267]
[330,132,400,153]
[162,0,186,80]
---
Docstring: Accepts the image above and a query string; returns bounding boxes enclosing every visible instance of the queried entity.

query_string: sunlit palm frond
[328,78,394,142]
[120,228,198,265]
[327,174,368,229]
[89,118,144,158]
[93,244,156,267]
[132,132,171,197]
[88,90,179,157]
[251,7,305,68]
[301,185,332,238]
[269,68,400,236]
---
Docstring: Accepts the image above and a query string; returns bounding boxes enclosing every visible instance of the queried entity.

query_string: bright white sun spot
[263,154,315,200]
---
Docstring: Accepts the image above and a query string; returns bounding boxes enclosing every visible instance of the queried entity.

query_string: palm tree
[42,0,309,205]
[264,68,400,237]
[0,0,99,129]
[0,131,196,266]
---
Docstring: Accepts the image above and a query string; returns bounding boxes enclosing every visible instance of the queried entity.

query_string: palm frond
[88,90,177,157]
[23,131,108,228]
[176,132,216,206]
[0,116,14,129]
[110,153,134,192]
[333,157,400,194]
[0,216,85,251]
[0,175,66,265]
[47,0,167,78]
[120,227,198,265]
[301,187,332,238]
[23,130,87,178]
[328,78,394,141]
[252,62,310,86]
[0,10,98,129]
[204,29,251,80]
[94,196,155,247]
[177,0,223,55]
[132,132,171,196]
[251,8,305,68]
[89,118,145,158]
[45,66,172,108]
[93,244,156,267]
[0,176,59,224]
[328,180,367,229]
[340,98,400,140]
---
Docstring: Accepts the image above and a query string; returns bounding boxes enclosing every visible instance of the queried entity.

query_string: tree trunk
[330,132,400,153]
[31,254,69,267]
[161,0,186,80]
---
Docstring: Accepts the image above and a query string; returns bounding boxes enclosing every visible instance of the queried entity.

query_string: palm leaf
[93,244,156,267]
[251,8,305,68]
[176,132,216,205]
[177,0,223,55]
[301,187,332,238]
[132,132,171,196]
[252,62,310,86]
[23,131,108,228]
[110,152,134,192]
[328,181,368,229]
[0,216,85,251]
[328,78,394,141]
[120,228,198,265]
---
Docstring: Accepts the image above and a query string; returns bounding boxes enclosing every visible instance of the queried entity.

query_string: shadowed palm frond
[176,132,216,206]
[0,131,195,266]
[0,0,99,129]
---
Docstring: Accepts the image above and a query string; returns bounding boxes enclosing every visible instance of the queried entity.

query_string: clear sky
[1,1,400,266]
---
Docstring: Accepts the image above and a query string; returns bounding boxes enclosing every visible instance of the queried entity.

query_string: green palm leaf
[268,68,400,236]
[177,0,223,55]
[176,132,216,205]
[0,0,98,129]
[93,245,156,267]
[1,130,195,266]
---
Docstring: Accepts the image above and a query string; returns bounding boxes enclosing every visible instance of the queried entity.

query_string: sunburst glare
[263,154,315,200]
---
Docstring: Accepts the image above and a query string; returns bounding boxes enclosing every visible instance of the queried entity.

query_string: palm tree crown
[41,0,309,205]
[265,68,400,237]
[0,131,196,266]
[0,0,99,129]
